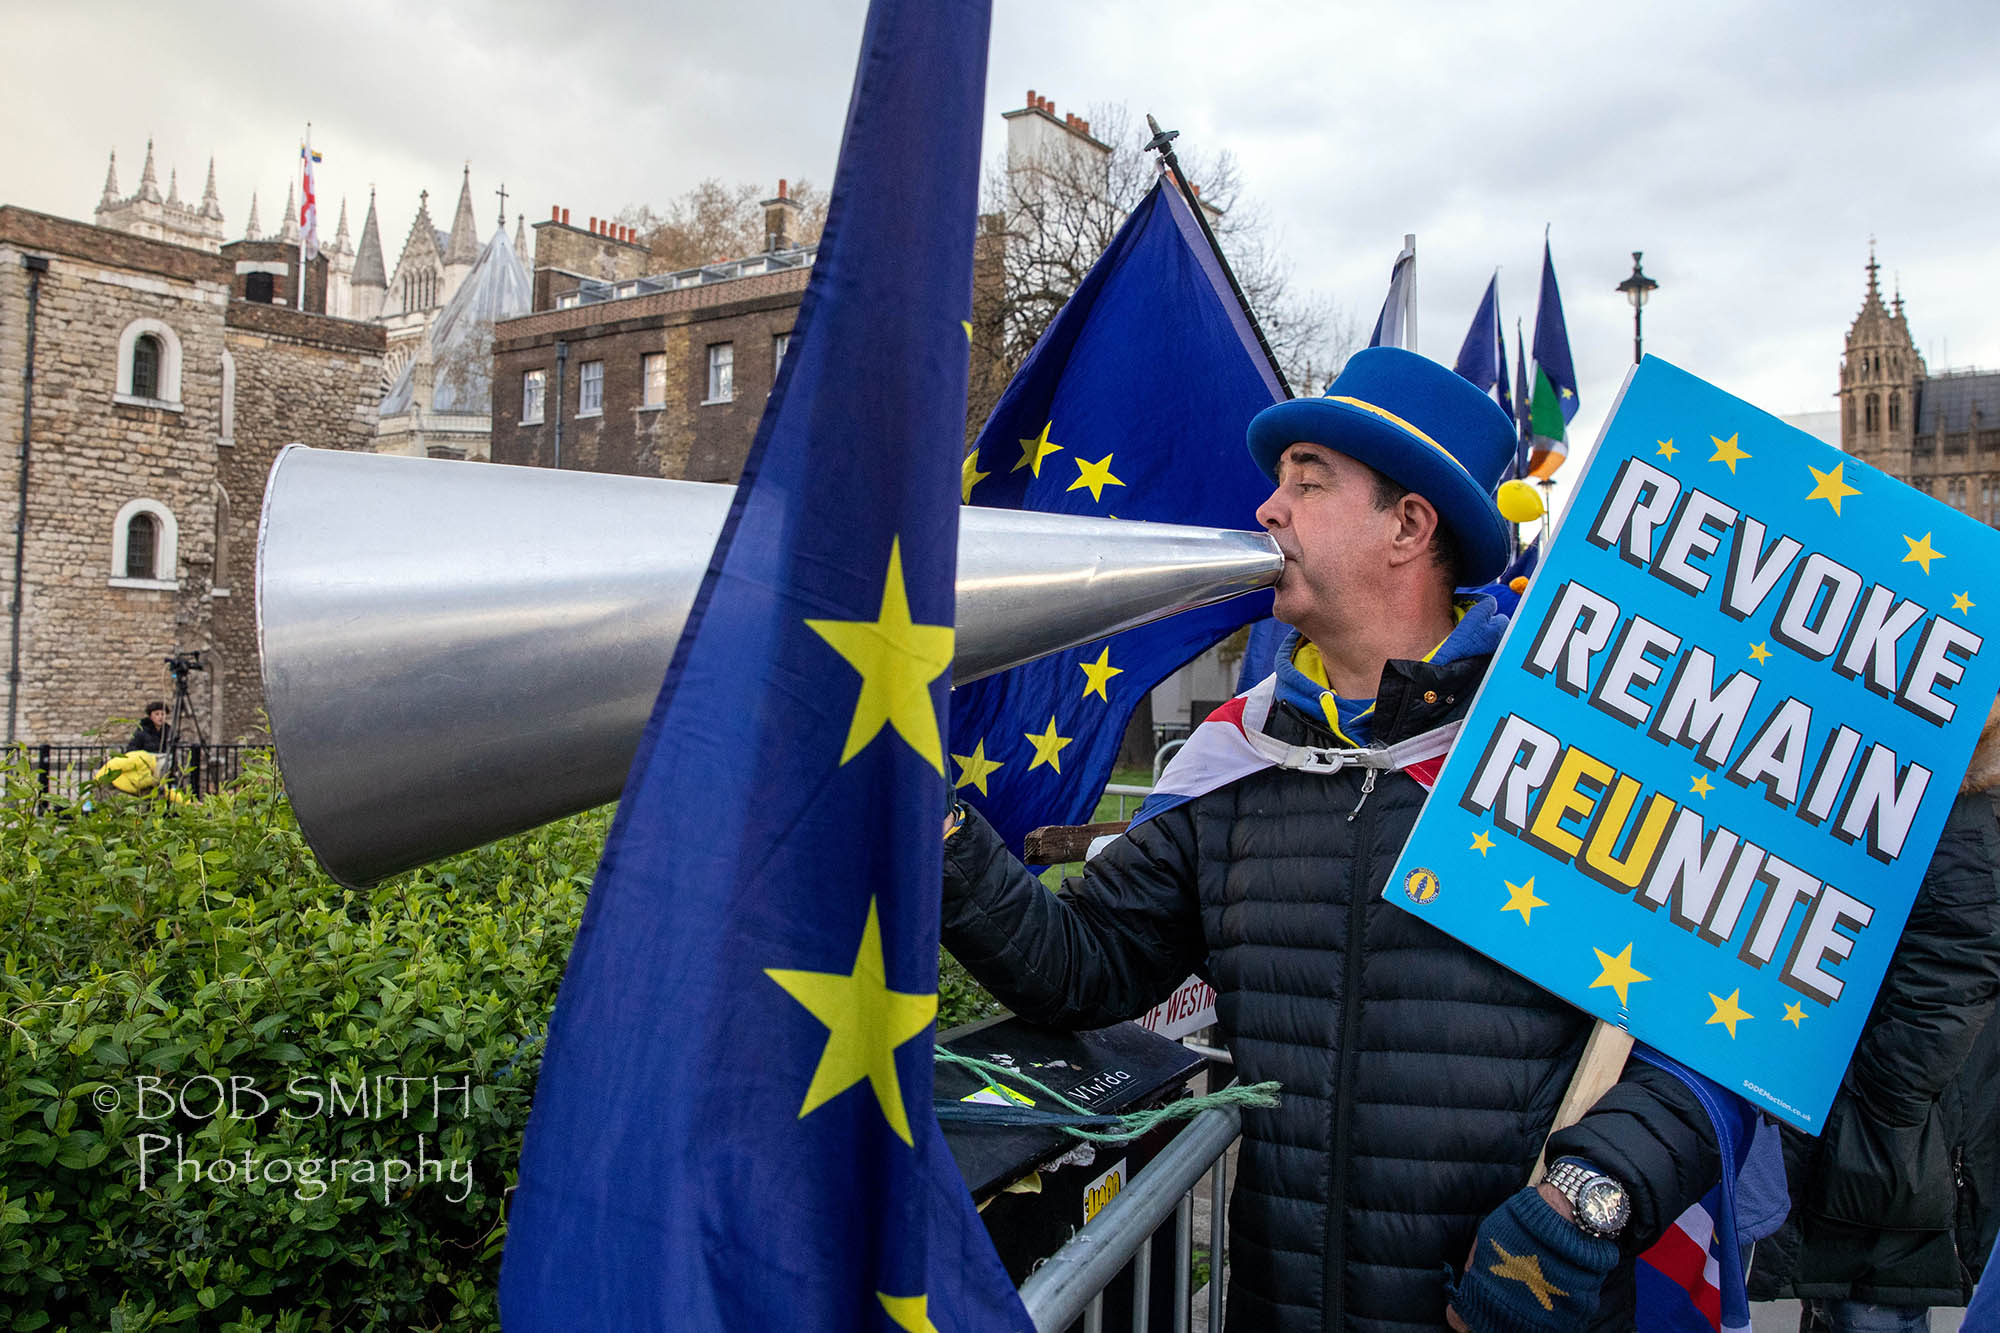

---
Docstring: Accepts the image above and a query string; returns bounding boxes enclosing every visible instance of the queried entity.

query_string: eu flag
[499,3,1028,1329]
[951,179,1283,853]
[1452,272,1511,425]
[1526,238,1580,478]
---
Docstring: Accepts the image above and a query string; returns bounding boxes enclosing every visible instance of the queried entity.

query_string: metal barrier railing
[11,742,255,800]
[1018,1102,1238,1333]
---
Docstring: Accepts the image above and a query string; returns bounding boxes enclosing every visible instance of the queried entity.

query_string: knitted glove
[1446,1186,1620,1333]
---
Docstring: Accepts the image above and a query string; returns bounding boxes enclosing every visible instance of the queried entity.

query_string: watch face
[1577,1178,1631,1235]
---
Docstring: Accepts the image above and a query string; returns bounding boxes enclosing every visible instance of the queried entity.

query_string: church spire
[514,210,526,258]
[166,168,181,207]
[332,196,351,254]
[201,156,223,220]
[100,149,120,208]
[352,187,387,288]
[1865,237,1881,303]
[279,180,300,243]
[445,164,480,266]
[245,191,263,241]
[137,138,162,204]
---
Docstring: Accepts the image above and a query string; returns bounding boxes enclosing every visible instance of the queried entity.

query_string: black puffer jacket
[1748,787,2000,1307]
[943,653,1718,1332]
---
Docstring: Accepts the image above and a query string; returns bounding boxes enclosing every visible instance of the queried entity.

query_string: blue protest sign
[1386,356,2000,1131]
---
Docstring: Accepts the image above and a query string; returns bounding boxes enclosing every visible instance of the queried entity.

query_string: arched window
[115,318,183,405]
[109,498,179,589]
[1889,391,1902,432]
[1865,393,1880,433]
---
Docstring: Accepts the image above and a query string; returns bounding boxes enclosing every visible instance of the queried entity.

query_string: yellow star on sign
[950,738,1004,796]
[765,898,937,1147]
[1707,988,1754,1038]
[1691,774,1714,798]
[1502,877,1548,925]
[1783,1001,1807,1029]
[1014,421,1062,476]
[960,451,989,503]
[1953,591,1976,614]
[1902,532,1944,574]
[1470,830,1495,856]
[1024,717,1073,773]
[1709,433,1751,473]
[1488,1239,1569,1313]
[1806,462,1861,515]
[878,1293,940,1333]
[1590,943,1651,1008]
[1656,438,1678,460]
[1078,646,1124,701]
[1749,642,1772,664]
[805,538,955,776]
[1068,453,1126,503]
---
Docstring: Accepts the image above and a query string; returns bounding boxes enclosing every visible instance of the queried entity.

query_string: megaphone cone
[258,448,1281,885]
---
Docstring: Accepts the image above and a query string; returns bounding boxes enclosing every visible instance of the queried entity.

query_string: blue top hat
[1246,347,1516,584]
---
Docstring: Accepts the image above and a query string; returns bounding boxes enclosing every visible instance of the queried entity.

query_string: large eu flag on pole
[952,178,1283,853]
[500,3,1028,1329]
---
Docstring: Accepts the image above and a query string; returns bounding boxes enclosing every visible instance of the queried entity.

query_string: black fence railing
[12,743,256,801]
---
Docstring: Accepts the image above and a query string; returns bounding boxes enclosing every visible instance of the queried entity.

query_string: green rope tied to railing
[934,1046,1281,1144]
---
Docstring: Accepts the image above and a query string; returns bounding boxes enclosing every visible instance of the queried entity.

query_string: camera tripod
[159,650,209,789]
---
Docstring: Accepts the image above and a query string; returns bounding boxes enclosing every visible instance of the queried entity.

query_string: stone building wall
[528,213,650,313]
[0,205,382,745]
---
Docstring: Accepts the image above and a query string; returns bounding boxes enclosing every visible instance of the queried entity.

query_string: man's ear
[1387,493,1442,567]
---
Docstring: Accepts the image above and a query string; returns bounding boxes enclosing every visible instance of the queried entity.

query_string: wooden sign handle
[1529,1020,1634,1185]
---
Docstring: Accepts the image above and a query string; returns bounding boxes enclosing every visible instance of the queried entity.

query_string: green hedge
[0,756,1002,1332]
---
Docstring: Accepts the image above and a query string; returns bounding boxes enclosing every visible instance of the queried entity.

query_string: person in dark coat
[127,701,170,753]
[942,349,1717,1332]
[1748,697,2000,1331]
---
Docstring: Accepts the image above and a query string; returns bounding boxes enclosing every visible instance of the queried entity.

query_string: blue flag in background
[1526,237,1580,478]
[1514,317,1533,476]
[500,3,1027,1329]
[1453,273,1512,426]
[953,178,1282,853]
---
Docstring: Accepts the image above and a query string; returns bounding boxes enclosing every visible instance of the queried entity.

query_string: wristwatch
[1546,1158,1632,1239]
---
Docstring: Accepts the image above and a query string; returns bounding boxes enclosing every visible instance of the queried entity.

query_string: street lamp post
[1616,251,1658,366]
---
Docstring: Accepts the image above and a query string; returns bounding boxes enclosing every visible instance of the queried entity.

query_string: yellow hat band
[1324,394,1478,486]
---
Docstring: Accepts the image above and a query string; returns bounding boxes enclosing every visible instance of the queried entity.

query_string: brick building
[0,205,383,745]
[1841,246,2000,521]
[489,187,811,482]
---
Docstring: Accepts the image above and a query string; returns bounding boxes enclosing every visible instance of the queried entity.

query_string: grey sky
[5,0,1994,479]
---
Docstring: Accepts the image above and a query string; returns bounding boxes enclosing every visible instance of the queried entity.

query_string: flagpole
[297,124,309,310]
[1143,115,1294,399]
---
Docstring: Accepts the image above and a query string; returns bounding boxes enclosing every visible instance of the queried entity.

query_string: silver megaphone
[257,447,1283,886]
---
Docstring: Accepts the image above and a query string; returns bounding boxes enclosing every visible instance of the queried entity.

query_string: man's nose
[1255,487,1286,531]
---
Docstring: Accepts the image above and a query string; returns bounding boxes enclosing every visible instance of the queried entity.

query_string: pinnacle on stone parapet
[352,187,387,288]
[279,181,300,243]
[333,196,351,253]
[101,149,120,207]
[202,156,223,220]
[245,191,263,241]
[138,138,162,203]
[445,163,480,266]
[513,211,526,257]
[167,167,181,207]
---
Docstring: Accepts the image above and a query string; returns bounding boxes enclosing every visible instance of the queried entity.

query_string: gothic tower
[1839,244,1924,477]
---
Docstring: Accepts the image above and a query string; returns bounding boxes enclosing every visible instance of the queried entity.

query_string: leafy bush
[0,755,1008,1331]
[0,754,603,1332]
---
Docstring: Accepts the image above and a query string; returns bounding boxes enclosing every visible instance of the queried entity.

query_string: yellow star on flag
[1068,453,1126,503]
[878,1293,941,1333]
[1488,1239,1569,1312]
[805,538,955,775]
[1025,717,1073,773]
[1902,532,1944,574]
[1656,438,1678,460]
[1707,988,1753,1038]
[960,319,972,344]
[765,898,937,1147]
[1709,433,1751,473]
[1470,830,1495,856]
[1953,591,1976,614]
[1014,421,1062,476]
[1078,646,1124,701]
[1749,642,1772,664]
[1783,1002,1807,1029]
[1590,943,1650,1008]
[1502,877,1548,925]
[951,738,1004,796]
[960,451,989,503]
[1805,462,1861,515]
[1691,774,1714,798]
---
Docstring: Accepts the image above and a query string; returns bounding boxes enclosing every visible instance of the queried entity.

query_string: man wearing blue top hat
[942,347,1719,1331]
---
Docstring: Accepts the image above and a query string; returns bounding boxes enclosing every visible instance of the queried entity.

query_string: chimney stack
[761,178,803,254]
